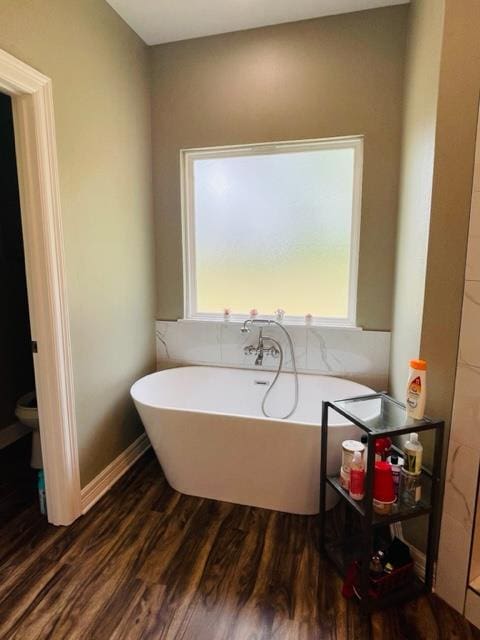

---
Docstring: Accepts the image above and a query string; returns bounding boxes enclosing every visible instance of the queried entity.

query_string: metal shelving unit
[319,393,444,612]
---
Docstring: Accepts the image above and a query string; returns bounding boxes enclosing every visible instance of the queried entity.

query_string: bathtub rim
[131,365,374,428]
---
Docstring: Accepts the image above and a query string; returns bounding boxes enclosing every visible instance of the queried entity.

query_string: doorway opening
[0,47,81,526]
[0,92,44,522]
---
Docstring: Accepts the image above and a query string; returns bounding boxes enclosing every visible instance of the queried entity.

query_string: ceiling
[105,0,410,46]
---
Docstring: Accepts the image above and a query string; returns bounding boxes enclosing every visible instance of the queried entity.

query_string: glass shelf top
[332,393,434,434]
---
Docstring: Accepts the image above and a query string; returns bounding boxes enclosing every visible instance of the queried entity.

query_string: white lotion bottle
[406,359,427,420]
[404,433,423,475]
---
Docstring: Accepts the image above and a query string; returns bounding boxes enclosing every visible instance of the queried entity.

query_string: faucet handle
[244,345,256,355]
[270,346,280,359]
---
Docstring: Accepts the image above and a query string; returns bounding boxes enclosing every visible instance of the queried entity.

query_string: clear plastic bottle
[400,468,422,506]
[349,451,365,501]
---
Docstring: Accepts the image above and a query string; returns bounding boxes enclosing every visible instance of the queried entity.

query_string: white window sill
[177,317,363,331]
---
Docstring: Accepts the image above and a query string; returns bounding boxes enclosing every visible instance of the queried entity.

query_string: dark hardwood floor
[0,448,478,640]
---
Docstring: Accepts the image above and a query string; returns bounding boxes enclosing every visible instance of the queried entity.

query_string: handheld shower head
[241,318,272,334]
[240,320,251,333]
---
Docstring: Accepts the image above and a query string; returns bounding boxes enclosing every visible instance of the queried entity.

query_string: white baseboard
[80,433,151,514]
[0,421,31,449]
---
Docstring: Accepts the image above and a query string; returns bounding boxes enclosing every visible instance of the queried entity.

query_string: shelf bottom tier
[322,504,427,611]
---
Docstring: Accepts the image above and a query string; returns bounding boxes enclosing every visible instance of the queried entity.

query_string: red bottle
[349,451,365,501]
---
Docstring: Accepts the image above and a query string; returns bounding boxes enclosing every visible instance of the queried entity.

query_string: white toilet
[15,391,43,469]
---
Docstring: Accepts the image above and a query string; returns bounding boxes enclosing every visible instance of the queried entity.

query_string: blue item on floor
[37,469,46,515]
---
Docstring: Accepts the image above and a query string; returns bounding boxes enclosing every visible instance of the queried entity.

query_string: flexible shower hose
[260,324,299,420]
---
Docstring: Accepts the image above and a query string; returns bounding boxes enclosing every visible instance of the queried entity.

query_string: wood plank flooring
[0,449,478,640]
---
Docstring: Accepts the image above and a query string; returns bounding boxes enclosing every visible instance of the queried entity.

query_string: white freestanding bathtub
[131,366,373,514]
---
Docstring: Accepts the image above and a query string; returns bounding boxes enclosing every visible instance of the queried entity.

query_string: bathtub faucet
[240,317,299,419]
[242,321,281,366]
[243,327,280,365]
[255,328,265,366]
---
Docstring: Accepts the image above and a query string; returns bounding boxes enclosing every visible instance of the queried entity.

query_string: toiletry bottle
[387,454,404,499]
[406,359,427,419]
[349,451,365,501]
[400,467,422,506]
[369,550,385,576]
[404,433,423,475]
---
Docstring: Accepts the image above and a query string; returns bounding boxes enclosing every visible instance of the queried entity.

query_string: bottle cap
[390,455,398,464]
[361,435,368,444]
[410,433,418,443]
[410,359,427,370]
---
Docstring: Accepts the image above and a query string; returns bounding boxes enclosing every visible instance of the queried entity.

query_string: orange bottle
[406,359,427,420]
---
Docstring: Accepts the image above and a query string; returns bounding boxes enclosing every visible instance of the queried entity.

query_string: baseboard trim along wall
[80,433,151,514]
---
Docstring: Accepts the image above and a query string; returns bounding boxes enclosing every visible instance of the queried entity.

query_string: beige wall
[389,0,445,405]
[420,0,480,434]
[151,6,408,329]
[391,0,480,437]
[390,0,480,553]
[0,0,156,486]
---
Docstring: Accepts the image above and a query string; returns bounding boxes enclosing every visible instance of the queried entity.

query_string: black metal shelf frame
[319,393,444,611]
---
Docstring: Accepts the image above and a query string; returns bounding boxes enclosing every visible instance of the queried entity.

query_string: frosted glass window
[182,138,362,324]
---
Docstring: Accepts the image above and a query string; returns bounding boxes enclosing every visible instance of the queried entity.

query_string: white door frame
[0,48,81,525]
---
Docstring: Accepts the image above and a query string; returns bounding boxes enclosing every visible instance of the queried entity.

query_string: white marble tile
[451,362,480,451]
[220,322,307,371]
[219,321,258,368]
[349,373,388,392]
[155,320,390,384]
[155,321,179,363]
[274,325,307,371]
[156,320,222,364]
[442,439,480,530]
[466,200,480,282]
[459,282,480,365]
[436,512,471,613]
[465,588,480,630]
[175,321,222,363]
[306,328,390,379]
[473,118,480,193]
[306,328,346,374]
[157,359,184,371]
[449,282,480,450]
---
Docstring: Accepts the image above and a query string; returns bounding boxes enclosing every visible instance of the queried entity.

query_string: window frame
[180,135,363,327]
